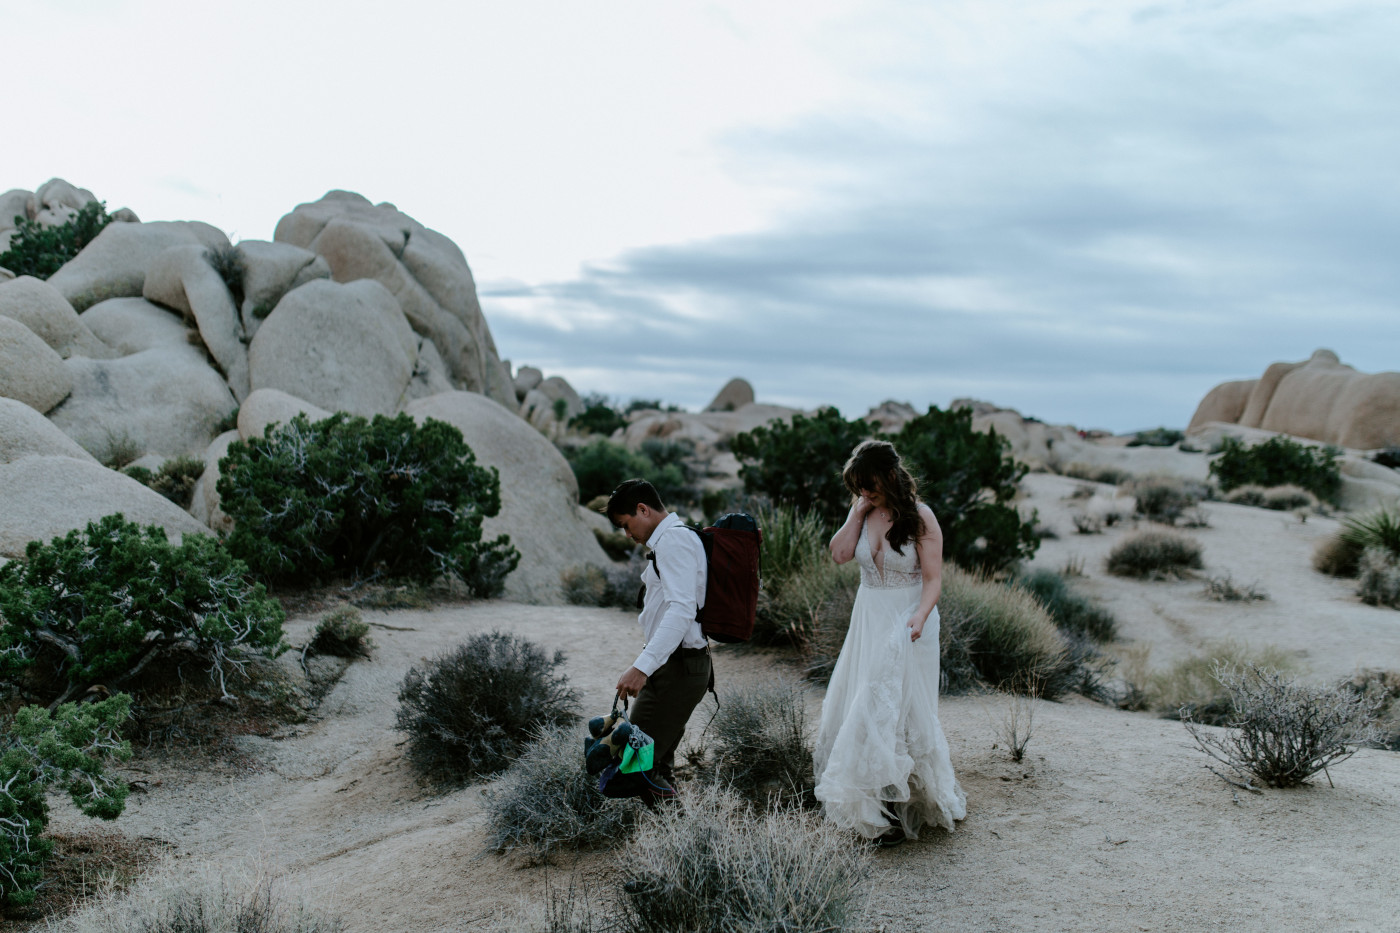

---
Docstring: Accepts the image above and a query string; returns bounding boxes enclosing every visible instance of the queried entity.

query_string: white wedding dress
[813,518,967,840]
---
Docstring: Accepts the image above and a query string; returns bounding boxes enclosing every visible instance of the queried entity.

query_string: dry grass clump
[992,684,1036,763]
[47,865,343,933]
[396,632,579,781]
[1105,530,1203,579]
[700,681,816,809]
[1146,641,1297,725]
[1312,534,1363,577]
[1184,663,1382,788]
[801,568,861,683]
[1013,568,1118,642]
[1072,513,1103,535]
[309,607,372,658]
[616,786,871,933]
[938,568,1071,697]
[561,554,643,609]
[1061,462,1132,485]
[1345,670,1400,750]
[1357,547,1400,608]
[755,504,854,645]
[1222,484,1268,508]
[1202,574,1267,602]
[1126,476,1204,525]
[484,724,639,864]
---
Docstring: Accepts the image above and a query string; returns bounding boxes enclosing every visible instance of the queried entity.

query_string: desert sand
[32,473,1400,933]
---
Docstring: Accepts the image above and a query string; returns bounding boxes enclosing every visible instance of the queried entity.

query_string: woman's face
[858,485,886,509]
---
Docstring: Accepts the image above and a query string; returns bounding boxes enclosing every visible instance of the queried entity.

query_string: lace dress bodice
[855,519,922,588]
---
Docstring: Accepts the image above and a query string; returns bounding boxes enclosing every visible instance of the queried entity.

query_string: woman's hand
[906,614,926,642]
[854,495,876,518]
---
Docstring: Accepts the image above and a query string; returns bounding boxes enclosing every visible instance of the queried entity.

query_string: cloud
[481,1,1400,431]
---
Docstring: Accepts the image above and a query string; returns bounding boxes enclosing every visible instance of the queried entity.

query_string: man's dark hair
[606,479,664,523]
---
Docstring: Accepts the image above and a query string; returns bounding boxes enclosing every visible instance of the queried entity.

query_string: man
[607,479,712,786]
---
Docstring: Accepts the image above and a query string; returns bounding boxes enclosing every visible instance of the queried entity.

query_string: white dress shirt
[632,512,709,677]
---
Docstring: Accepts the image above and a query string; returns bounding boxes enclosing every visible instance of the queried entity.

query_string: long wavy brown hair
[841,439,924,554]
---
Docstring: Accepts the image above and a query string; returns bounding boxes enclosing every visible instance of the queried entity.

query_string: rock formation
[1189,350,1400,450]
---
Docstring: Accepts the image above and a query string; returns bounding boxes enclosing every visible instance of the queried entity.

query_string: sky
[6,0,1399,432]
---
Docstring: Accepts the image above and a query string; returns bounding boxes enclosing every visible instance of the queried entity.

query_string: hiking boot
[876,824,906,848]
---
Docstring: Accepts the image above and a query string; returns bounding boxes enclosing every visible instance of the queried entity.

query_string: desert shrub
[50,867,345,933]
[1356,547,1400,608]
[753,503,858,646]
[100,430,143,470]
[1105,530,1204,579]
[1148,641,1296,724]
[731,408,871,527]
[218,412,519,594]
[1372,447,1400,470]
[0,200,112,280]
[1208,435,1342,504]
[127,456,204,509]
[0,515,284,704]
[1072,513,1103,534]
[1061,462,1132,485]
[485,724,638,864]
[1312,533,1363,578]
[801,570,861,684]
[1340,506,1400,560]
[1113,644,1154,712]
[1127,476,1202,525]
[563,437,690,506]
[1202,575,1267,602]
[0,696,131,909]
[395,632,578,781]
[204,244,245,306]
[1183,663,1382,788]
[591,526,635,562]
[702,681,816,808]
[1127,427,1183,448]
[1262,484,1316,511]
[624,398,683,414]
[561,556,643,610]
[938,568,1070,697]
[1223,484,1268,508]
[1013,569,1118,642]
[309,607,372,658]
[569,393,627,437]
[616,785,870,933]
[993,685,1036,763]
[1346,670,1400,750]
[889,405,1039,573]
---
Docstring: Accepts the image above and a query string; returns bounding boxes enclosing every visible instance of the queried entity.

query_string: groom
[606,479,712,785]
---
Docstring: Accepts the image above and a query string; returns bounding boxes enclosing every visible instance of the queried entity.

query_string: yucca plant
[1340,507,1400,560]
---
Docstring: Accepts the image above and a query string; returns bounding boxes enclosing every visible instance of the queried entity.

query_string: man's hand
[616,666,648,698]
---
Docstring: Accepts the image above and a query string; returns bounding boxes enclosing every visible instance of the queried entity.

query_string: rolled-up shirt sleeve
[632,530,706,677]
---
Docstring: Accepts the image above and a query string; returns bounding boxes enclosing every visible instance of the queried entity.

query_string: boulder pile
[0,179,605,601]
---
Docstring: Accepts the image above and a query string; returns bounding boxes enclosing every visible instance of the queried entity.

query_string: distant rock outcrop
[705,378,755,412]
[1189,350,1400,450]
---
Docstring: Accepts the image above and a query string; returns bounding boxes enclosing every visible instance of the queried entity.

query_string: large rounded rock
[144,245,249,398]
[190,429,240,533]
[0,315,72,413]
[513,365,543,402]
[0,276,111,359]
[80,297,191,354]
[274,192,515,407]
[32,178,96,226]
[1188,350,1400,449]
[402,336,455,405]
[0,397,97,464]
[46,220,229,311]
[248,279,414,417]
[705,377,755,412]
[235,239,331,339]
[46,347,237,461]
[237,388,332,440]
[0,455,210,559]
[1188,379,1256,430]
[403,391,609,603]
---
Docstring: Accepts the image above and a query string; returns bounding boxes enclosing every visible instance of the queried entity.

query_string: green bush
[0,695,132,908]
[310,607,372,658]
[753,503,857,646]
[484,724,638,864]
[731,408,871,527]
[938,568,1071,697]
[1340,506,1400,560]
[616,785,870,933]
[1127,476,1203,525]
[1208,436,1342,504]
[1013,569,1118,642]
[1127,427,1184,448]
[702,681,816,809]
[0,515,284,704]
[124,456,204,509]
[0,200,112,280]
[563,437,691,506]
[395,632,578,781]
[218,412,518,594]
[890,406,1039,573]
[1105,530,1204,579]
[569,393,628,436]
[561,558,642,610]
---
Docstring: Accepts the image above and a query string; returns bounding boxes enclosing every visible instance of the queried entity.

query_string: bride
[813,439,967,846]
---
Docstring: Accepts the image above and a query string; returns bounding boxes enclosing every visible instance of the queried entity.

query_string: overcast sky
[8,0,1398,432]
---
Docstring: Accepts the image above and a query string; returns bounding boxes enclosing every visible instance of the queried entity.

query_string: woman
[813,439,966,846]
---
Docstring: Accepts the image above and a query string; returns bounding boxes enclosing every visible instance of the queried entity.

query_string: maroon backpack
[648,513,763,643]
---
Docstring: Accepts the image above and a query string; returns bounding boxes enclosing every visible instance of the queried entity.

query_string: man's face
[612,504,662,545]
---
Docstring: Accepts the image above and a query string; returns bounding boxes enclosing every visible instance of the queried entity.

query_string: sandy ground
[33,473,1400,933]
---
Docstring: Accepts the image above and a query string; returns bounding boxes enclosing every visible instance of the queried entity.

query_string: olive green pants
[630,645,713,780]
